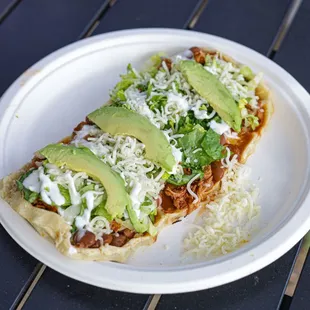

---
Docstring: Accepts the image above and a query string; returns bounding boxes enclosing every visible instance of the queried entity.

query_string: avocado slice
[39,144,131,218]
[126,205,148,233]
[88,107,176,172]
[126,204,157,236]
[179,60,242,132]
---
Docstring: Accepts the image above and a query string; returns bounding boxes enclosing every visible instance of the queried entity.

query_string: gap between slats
[10,263,46,310]
[78,0,117,39]
[268,0,303,59]
[0,0,22,25]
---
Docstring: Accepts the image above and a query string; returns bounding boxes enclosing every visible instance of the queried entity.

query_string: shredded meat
[29,157,44,169]
[122,228,135,239]
[110,220,121,232]
[72,118,94,138]
[33,200,58,213]
[190,47,206,65]
[162,166,214,214]
[164,184,192,210]
[159,57,172,71]
[195,166,214,204]
[183,167,192,175]
[73,121,88,132]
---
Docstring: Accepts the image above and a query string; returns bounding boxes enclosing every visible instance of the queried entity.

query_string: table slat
[0,0,105,96]
[290,251,310,310]
[93,0,201,34]
[274,0,310,92]
[193,0,291,54]
[0,225,38,309]
[23,267,149,310]
[157,244,300,310]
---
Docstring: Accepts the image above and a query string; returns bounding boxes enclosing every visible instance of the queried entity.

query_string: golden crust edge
[0,49,273,262]
[0,165,220,261]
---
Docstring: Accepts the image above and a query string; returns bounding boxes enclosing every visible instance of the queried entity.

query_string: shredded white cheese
[186,174,201,203]
[183,160,260,258]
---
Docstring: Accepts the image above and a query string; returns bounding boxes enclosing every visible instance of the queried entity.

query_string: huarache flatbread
[0,47,273,262]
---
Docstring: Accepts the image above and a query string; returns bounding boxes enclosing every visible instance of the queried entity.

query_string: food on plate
[0,47,273,261]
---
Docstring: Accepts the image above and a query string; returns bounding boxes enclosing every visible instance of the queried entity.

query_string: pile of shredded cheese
[183,157,260,258]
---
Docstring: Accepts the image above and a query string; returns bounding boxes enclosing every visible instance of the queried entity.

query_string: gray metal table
[0,1,309,309]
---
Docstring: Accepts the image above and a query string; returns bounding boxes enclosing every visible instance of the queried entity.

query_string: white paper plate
[1,29,310,294]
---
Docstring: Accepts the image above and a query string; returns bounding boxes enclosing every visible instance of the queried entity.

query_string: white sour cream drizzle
[64,172,81,205]
[22,164,110,236]
[130,182,142,217]
[75,191,102,230]
[23,166,65,206]
[23,169,40,192]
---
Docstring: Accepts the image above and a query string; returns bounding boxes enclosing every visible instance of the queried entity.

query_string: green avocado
[39,144,131,218]
[240,66,254,81]
[179,60,242,132]
[126,204,148,234]
[88,106,176,172]
[126,204,157,236]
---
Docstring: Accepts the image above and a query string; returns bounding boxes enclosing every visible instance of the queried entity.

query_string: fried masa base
[0,50,273,262]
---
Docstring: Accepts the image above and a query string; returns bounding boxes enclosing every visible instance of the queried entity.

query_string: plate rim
[1,28,310,294]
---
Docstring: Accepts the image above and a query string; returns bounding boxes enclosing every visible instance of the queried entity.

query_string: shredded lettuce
[167,170,204,186]
[178,125,225,170]
[79,198,87,216]
[126,204,148,233]
[148,94,167,111]
[91,201,112,222]
[177,111,218,134]
[149,208,157,224]
[79,184,95,195]
[145,54,164,77]
[57,185,71,207]
[111,64,138,102]
[201,129,225,160]
[147,221,157,236]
